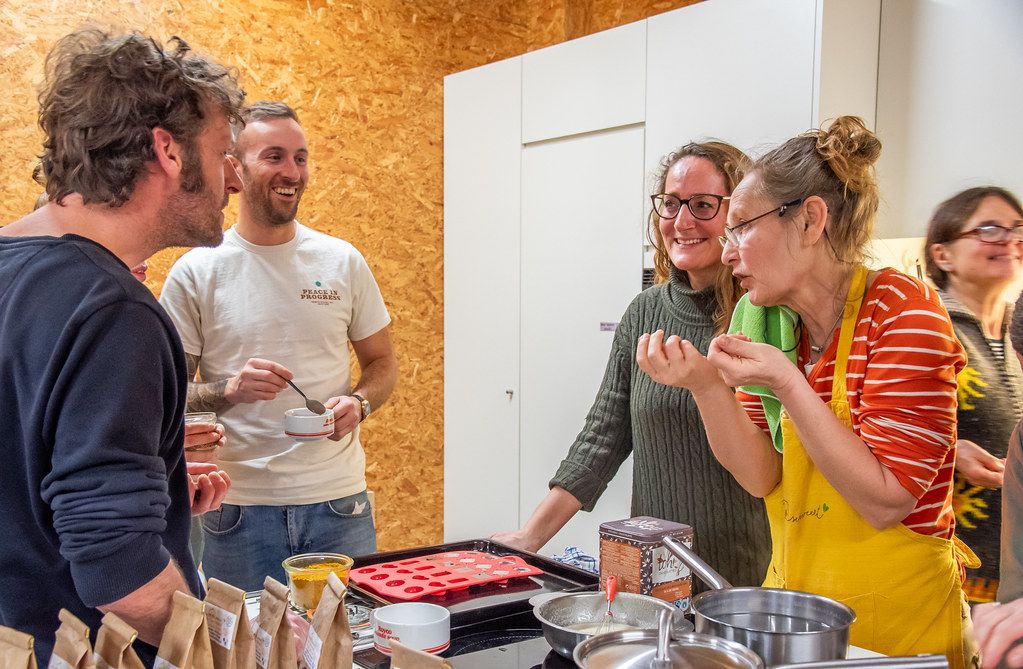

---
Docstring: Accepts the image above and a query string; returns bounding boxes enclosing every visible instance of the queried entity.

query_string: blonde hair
[749,116,881,264]
[648,141,751,333]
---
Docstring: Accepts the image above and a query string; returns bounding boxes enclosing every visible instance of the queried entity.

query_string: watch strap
[352,393,371,421]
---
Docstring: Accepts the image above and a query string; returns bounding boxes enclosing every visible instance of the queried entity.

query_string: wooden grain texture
[0,0,695,552]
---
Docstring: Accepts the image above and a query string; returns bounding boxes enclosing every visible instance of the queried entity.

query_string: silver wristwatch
[352,393,371,421]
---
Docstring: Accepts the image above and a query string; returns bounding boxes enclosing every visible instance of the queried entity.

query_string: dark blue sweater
[0,234,198,665]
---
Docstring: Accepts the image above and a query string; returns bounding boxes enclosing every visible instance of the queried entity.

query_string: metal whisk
[595,574,618,636]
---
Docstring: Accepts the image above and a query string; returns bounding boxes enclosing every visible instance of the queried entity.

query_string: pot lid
[574,631,763,669]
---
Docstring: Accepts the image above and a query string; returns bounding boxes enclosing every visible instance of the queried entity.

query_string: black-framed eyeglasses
[955,221,1023,244]
[718,198,805,247]
[650,193,729,221]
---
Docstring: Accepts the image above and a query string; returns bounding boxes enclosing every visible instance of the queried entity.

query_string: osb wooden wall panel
[0,0,696,552]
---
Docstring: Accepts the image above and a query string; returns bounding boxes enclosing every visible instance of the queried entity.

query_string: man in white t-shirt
[160,101,398,592]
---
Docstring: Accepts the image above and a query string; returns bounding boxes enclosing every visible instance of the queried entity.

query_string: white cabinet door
[875,0,1023,238]
[443,58,523,541]
[520,125,646,557]
[645,0,817,168]
[522,21,646,144]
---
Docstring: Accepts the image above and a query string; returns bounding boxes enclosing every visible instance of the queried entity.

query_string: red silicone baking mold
[348,550,544,601]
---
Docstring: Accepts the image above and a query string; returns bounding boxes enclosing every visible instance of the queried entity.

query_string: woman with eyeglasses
[637,116,976,665]
[492,141,772,590]
[926,187,1023,606]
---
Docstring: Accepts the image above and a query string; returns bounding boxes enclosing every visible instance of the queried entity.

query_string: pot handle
[661,535,732,590]
[771,655,949,668]
[652,609,672,668]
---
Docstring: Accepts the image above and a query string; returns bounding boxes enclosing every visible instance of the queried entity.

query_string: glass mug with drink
[183,411,221,453]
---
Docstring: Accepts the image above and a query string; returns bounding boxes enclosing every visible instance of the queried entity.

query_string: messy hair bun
[749,115,881,264]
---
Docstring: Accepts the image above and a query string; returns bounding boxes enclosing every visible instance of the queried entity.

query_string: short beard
[240,162,299,226]
[155,144,225,249]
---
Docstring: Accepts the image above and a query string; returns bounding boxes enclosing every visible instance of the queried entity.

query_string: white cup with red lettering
[283,407,335,441]
[372,602,450,655]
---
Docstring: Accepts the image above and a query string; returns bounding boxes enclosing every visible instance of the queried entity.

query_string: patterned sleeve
[857,277,967,499]
[736,388,770,432]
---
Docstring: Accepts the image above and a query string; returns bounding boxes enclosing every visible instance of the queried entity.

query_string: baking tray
[350,539,599,626]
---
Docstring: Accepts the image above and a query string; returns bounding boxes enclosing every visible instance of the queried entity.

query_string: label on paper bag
[254,627,272,669]
[206,602,238,650]
[47,656,76,669]
[302,627,323,669]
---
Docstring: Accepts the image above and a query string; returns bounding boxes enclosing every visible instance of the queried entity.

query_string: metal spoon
[286,379,327,415]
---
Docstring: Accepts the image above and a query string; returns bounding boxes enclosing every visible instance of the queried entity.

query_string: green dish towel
[727,295,800,452]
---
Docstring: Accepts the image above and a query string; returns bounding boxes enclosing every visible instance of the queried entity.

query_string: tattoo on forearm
[184,353,232,413]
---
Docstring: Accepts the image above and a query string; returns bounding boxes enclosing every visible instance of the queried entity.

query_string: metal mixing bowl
[533,592,679,659]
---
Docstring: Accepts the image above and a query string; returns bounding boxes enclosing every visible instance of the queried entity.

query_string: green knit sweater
[549,267,772,588]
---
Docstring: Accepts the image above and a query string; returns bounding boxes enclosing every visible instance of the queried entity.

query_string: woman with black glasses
[493,141,772,591]
[637,116,977,666]
[926,187,1023,605]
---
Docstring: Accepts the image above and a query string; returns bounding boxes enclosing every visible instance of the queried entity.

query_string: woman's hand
[708,334,800,392]
[490,530,541,553]
[975,600,1023,668]
[636,330,720,390]
[956,439,1005,488]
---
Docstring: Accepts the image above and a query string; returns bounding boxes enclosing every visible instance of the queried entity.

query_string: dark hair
[38,29,244,206]
[648,140,751,333]
[242,101,300,124]
[924,187,1023,289]
[747,116,881,265]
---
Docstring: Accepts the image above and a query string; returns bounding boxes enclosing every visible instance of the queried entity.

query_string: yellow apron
[762,265,978,668]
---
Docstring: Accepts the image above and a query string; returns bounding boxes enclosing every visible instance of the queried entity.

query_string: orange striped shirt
[737,269,967,538]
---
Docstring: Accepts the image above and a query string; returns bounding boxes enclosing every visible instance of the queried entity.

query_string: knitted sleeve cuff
[550,460,607,512]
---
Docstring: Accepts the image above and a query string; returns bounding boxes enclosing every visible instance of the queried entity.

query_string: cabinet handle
[505,390,514,399]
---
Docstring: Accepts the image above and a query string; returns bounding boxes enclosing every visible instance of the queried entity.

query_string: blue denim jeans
[200,489,376,592]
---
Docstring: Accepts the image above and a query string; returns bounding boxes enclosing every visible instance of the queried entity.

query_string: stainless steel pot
[533,591,678,659]
[773,657,948,668]
[574,609,765,668]
[662,536,856,667]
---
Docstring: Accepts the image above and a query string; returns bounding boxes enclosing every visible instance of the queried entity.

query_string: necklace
[808,306,845,354]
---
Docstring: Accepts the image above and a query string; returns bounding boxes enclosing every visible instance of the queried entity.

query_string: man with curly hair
[0,29,243,664]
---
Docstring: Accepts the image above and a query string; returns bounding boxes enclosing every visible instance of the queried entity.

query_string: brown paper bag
[153,591,215,669]
[203,579,255,669]
[0,625,38,669]
[253,577,297,669]
[49,609,95,669]
[92,612,144,669]
[388,641,451,669]
[300,572,351,669]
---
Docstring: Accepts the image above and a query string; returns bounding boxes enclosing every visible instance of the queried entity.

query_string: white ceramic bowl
[372,602,450,655]
[283,407,335,441]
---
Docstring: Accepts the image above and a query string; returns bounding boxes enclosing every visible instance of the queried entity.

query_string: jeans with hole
[200,489,376,592]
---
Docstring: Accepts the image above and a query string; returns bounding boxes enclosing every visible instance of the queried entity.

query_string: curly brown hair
[37,29,245,206]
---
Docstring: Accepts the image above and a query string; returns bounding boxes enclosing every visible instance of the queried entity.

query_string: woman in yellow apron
[637,117,978,667]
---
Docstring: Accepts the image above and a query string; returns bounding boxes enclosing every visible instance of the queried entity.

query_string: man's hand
[975,600,1023,667]
[224,358,293,404]
[324,395,362,441]
[183,421,224,464]
[956,439,1005,488]
[186,462,230,516]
